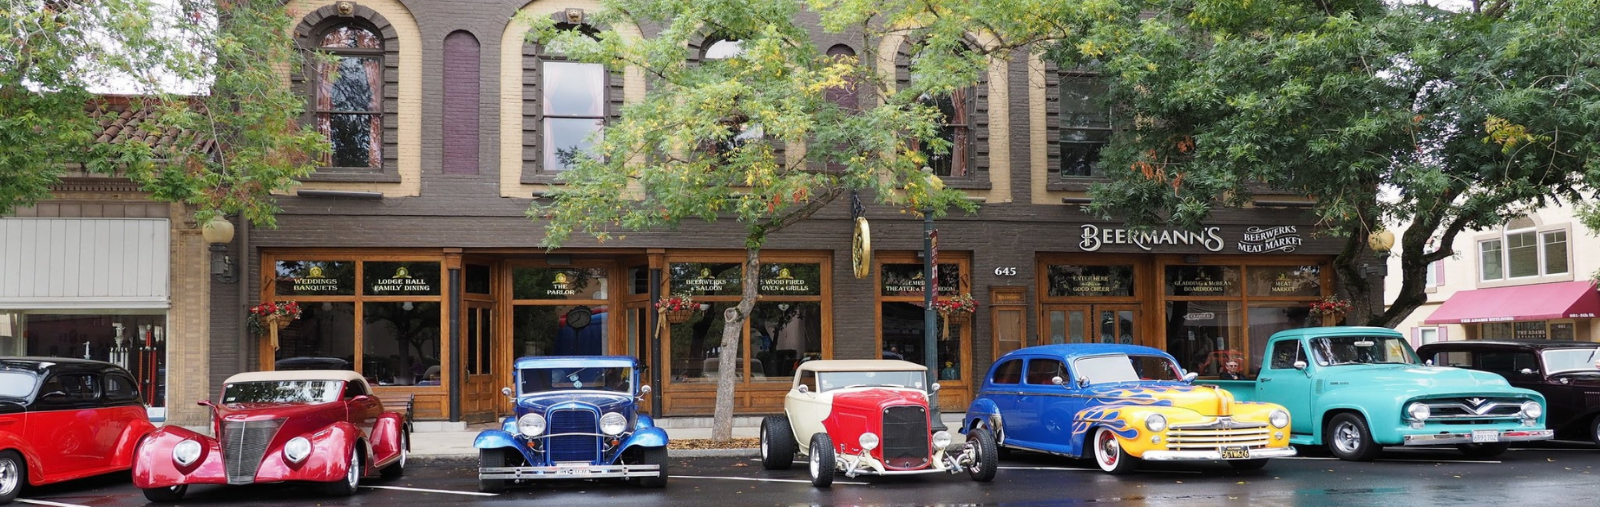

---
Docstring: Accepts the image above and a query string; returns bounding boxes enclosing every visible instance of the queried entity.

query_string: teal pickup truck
[1202,327,1554,461]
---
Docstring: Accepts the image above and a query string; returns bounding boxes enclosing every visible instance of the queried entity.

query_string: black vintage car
[1417,340,1600,446]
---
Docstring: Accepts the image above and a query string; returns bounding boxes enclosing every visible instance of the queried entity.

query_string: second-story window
[902,40,975,179]
[1059,72,1110,178]
[315,24,384,169]
[1478,225,1570,282]
[703,39,762,156]
[541,33,606,171]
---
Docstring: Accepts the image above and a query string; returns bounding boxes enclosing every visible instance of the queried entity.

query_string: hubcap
[399,434,408,469]
[1098,431,1118,466]
[347,449,360,487]
[1335,422,1360,453]
[0,459,17,496]
[809,446,820,477]
[760,428,769,460]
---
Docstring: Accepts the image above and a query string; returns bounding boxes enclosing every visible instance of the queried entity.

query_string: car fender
[473,429,536,464]
[253,421,364,484]
[368,412,407,468]
[132,426,226,488]
[0,430,48,487]
[617,426,668,457]
[963,397,1001,435]
[635,414,657,430]
[1310,400,1378,443]
[112,417,158,469]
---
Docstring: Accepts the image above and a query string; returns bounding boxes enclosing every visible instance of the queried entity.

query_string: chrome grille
[222,419,283,484]
[547,408,600,463]
[1419,398,1524,420]
[881,405,929,469]
[1166,418,1270,449]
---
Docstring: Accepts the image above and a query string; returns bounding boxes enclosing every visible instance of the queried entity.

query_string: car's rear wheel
[760,416,797,470]
[808,433,836,488]
[1092,427,1138,475]
[324,445,362,496]
[478,448,508,493]
[1456,442,1510,458]
[380,431,408,479]
[1325,413,1382,462]
[965,427,998,482]
[142,485,187,503]
[638,446,668,488]
[0,450,25,504]
[1228,459,1270,470]
[1589,416,1600,448]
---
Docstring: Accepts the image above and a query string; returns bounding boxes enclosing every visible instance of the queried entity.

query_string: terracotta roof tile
[85,95,214,153]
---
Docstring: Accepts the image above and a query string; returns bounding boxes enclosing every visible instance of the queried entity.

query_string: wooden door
[461,302,497,422]
[1043,304,1141,346]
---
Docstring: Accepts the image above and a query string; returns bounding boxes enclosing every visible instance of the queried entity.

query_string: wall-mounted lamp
[1368,229,1396,253]
[202,216,237,284]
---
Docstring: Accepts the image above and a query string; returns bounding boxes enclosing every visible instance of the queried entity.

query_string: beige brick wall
[165,204,212,426]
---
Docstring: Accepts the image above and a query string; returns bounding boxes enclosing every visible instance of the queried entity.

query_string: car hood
[517,392,633,414]
[216,402,340,421]
[1080,382,1233,416]
[1320,364,1513,393]
[830,387,928,413]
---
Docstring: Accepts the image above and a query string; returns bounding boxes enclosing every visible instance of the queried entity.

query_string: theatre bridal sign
[1075,224,1303,254]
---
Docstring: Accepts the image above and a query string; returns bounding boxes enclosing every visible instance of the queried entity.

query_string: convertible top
[797,359,926,373]
[226,369,372,392]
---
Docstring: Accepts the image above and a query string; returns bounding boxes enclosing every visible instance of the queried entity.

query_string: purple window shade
[443,31,481,175]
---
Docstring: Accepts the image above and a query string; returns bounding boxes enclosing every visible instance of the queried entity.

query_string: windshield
[1542,348,1600,374]
[0,372,37,398]
[1072,354,1182,385]
[222,380,344,404]
[816,371,926,392]
[1310,336,1417,366]
[519,367,632,394]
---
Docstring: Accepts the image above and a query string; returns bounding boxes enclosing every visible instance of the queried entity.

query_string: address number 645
[993,267,1018,276]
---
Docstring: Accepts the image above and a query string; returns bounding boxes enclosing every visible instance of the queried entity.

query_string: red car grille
[881,405,929,469]
[222,419,283,484]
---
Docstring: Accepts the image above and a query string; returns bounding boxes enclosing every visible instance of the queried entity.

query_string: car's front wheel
[1092,427,1138,474]
[965,427,998,482]
[0,450,26,504]
[638,446,669,488]
[380,431,408,479]
[760,416,797,470]
[1325,413,1382,462]
[1589,416,1600,449]
[142,485,188,503]
[808,433,836,488]
[478,448,508,493]
[324,445,362,496]
[1456,442,1510,458]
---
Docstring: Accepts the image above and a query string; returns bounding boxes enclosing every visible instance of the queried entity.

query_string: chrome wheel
[0,456,18,498]
[345,447,361,489]
[1096,430,1119,468]
[1332,420,1361,454]
[808,448,820,477]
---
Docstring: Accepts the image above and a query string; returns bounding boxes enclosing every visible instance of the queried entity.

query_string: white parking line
[362,485,500,496]
[18,499,92,507]
[997,466,1201,474]
[1280,457,1502,464]
[671,475,870,485]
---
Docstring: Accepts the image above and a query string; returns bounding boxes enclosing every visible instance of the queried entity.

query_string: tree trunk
[712,246,760,441]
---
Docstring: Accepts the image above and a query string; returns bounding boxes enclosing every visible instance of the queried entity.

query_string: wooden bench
[376,393,415,432]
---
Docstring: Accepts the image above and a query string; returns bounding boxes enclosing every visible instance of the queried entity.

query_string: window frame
[537,25,608,174]
[310,23,386,171]
[1476,223,1574,286]
[897,37,985,185]
[1055,70,1112,182]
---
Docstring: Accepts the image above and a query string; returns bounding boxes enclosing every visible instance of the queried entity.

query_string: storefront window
[1246,302,1315,371]
[0,311,168,408]
[364,261,441,296]
[758,263,821,296]
[512,304,610,358]
[881,302,963,381]
[669,301,736,382]
[1047,265,1134,297]
[274,302,357,371]
[1164,301,1243,377]
[362,302,442,386]
[1165,265,1241,297]
[670,262,743,296]
[751,301,822,379]
[512,267,608,300]
[1246,265,1321,298]
[275,260,356,296]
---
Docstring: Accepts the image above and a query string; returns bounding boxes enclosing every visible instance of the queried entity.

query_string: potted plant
[933,293,979,327]
[657,293,698,324]
[248,301,302,350]
[1308,296,1352,327]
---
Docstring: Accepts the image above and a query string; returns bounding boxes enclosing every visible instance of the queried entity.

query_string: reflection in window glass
[223,380,343,404]
[0,312,169,407]
[1480,240,1503,280]
[1047,265,1134,297]
[1165,265,1241,297]
[362,302,442,386]
[363,261,442,296]
[1164,300,1243,377]
[751,302,822,380]
[1543,231,1568,274]
[512,305,609,358]
[1246,302,1315,372]
[880,263,960,297]
[1507,231,1538,278]
[544,62,605,116]
[669,262,743,296]
[669,302,735,382]
[544,118,603,171]
[274,302,357,372]
[315,25,383,169]
[512,267,608,300]
[880,302,963,381]
[1246,265,1321,298]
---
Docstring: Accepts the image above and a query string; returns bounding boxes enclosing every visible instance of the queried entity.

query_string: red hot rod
[132,370,407,502]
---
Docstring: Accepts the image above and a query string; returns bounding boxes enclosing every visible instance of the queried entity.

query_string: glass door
[461,302,496,422]
[1044,304,1140,345]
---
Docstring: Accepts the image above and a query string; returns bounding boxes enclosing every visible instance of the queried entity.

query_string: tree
[1058,0,1600,327]
[525,0,1125,439]
[1,0,324,225]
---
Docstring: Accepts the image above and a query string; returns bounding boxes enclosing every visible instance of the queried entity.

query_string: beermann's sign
[1078,224,1225,252]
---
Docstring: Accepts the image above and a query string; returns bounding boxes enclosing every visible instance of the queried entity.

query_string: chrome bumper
[480,463,660,480]
[1401,429,1554,446]
[1140,447,1297,461]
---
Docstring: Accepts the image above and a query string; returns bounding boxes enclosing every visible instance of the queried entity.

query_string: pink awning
[1424,281,1600,324]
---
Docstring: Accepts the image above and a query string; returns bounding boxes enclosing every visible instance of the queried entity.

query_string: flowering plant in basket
[933,293,979,314]
[1307,296,1352,317]
[247,301,302,336]
[655,293,696,312]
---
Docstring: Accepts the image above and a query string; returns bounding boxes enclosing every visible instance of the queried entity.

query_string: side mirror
[351,394,373,404]
[1182,372,1199,383]
[1519,368,1535,376]
[1050,376,1065,386]
[196,399,214,408]
[1076,377,1091,388]
[1425,359,1434,366]
[931,382,942,393]
[500,387,514,398]
[797,384,809,394]
[1293,360,1308,370]
[639,385,651,395]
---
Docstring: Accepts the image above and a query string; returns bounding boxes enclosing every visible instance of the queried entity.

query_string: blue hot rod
[472,356,668,492]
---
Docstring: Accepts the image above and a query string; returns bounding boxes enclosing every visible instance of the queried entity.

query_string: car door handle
[1259,378,1272,382]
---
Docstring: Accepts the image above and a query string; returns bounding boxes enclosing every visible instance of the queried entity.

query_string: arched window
[703,38,762,156]
[822,44,859,172]
[901,40,977,179]
[314,24,385,169]
[523,24,613,178]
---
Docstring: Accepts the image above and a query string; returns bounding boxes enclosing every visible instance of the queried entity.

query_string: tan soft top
[797,360,927,373]
[225,370,371,392]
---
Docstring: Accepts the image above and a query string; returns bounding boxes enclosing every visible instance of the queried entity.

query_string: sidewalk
[410,412,967,458]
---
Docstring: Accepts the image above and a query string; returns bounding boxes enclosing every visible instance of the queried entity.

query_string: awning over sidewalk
[1424,281,1600,324]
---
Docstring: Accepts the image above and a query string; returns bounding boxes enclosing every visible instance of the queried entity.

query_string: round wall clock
[852,217,871,279]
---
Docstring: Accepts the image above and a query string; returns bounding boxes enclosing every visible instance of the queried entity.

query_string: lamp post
[202,216,237,284]
[923,206,944,431]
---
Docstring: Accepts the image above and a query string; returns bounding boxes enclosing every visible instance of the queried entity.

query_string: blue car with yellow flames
[472,356,668,492]
[961,344,1295,474]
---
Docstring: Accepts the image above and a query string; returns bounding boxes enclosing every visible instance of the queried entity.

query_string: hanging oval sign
[852,217,871,279]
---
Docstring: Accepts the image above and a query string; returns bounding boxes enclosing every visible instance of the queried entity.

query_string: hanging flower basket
[940,309,973,326]
[665,309,696,324]
[1308,296,1352,327]
[932,293,979,338]
[247,301,302,351]
[657,293,698,324]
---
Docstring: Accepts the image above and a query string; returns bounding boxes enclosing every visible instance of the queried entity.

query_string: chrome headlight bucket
[859,432,880,451]
[1406,402,1431,422]
[600,412,628,436]
[518,413,547,437]
[283,436,312,463]
[1144,413,1167,432]
[1520,401,1542,420]
[1269,409,1290,429]
[172,439,202,466]
[931,430,952,450]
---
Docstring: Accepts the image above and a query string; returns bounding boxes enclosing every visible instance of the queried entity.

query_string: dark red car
[132,370,407,502]
[0,358,157,505]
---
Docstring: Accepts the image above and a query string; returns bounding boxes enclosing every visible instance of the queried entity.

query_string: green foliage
[1,0,325,226]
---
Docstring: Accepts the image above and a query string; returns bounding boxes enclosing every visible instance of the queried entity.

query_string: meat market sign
[1237,226,1303,253]
[1076,224,1305,254]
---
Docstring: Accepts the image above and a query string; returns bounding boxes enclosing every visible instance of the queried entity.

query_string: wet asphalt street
[16,442,1600,507]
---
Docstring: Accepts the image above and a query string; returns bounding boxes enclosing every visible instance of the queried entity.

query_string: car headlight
[283,436,312,463]
[518,413,547,437]
[859,432,880,451]
[1520,401,1542,420]
[1407,402,1431,422]
[600,412,628,436]
[932,431,952,450]
[1269,409,1290,429]
[1144,413,1167,432]
[172,439,202,466]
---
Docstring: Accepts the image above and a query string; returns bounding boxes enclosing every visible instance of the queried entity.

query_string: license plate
[1218,446,1251,459]
[1471,430,1500,443]
[556,463,590,474]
